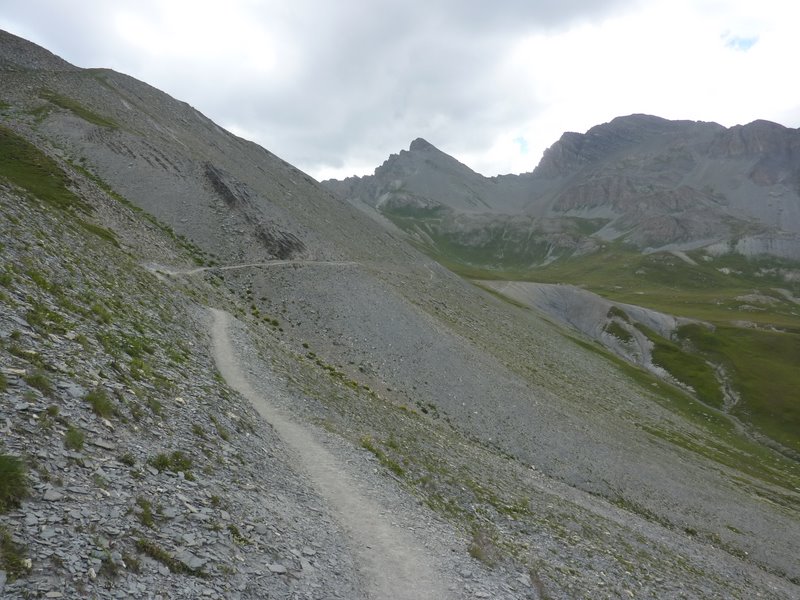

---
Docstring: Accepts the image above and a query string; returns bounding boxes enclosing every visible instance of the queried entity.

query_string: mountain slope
[2,30,799,599]
[326,114,800,264]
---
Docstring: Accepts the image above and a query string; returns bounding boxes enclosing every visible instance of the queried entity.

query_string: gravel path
[152,260,359,276]
[209,308,455,600]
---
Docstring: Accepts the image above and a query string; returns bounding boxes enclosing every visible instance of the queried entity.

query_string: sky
[2,1,799,181]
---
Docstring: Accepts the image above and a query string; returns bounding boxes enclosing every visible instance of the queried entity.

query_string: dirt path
[152,259,358,276]
[209,308,453,600]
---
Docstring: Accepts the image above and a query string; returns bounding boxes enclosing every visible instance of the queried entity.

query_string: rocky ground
[0,161,546,599]
[0,185,366,598]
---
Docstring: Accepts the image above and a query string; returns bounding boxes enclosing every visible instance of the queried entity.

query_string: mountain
[2,30,800,599]
[325,114,800,265]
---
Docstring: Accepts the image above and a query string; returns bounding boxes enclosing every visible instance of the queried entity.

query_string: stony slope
[2,29,799,599]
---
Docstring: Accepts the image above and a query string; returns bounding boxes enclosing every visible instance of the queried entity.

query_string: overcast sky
[2,1,799,180]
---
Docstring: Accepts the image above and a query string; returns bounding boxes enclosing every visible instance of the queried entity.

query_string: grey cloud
[0,0,632,177]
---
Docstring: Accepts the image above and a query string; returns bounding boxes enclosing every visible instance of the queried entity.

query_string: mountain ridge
[325,114,800,262]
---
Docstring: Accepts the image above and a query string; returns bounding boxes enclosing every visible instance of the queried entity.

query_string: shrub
[86,388,114,418]
[0,455,28,513]
[136,496,155,528]
[0,525,29,581]
[64,426,84,451]
[23,369,52,395]
[149,451,193,474]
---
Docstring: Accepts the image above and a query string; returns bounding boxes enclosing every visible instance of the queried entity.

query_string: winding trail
[152,259,358,276]
[209,308,453,600]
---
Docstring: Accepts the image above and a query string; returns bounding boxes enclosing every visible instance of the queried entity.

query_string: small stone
[88,568,97,581]
[45,592,63,598]
[176,550,207,571]
[268,563,287,574]
[43,489,63,502]
[301,546,316,556]
[92,439,117,450]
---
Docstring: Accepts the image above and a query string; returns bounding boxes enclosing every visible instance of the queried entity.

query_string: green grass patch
[23,369,53,395]
[566,335,800,495]
[136,496,155,528]
[634,323,723,409]
[149,451,193,474]
[85,388,115,419]
[39,90,119,129]
[64,426,85,451]
[0,525,29,581]
[678,324,800,453]
[360,435,405,476]
[0,125,91,213]
[0,455,28,513]
[135,538,206,577]
[607,306,630,322]
[604,321,633,343]
[76,218,119,247]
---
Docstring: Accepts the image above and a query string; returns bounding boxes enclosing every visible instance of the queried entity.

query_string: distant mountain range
[325,114,800,267]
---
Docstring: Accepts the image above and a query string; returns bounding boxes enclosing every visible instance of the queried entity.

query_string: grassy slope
[441,245,800,455]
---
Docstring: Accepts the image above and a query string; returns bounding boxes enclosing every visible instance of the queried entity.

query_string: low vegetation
[38,89,119,129]
[135,538,205,577]
[0,454,28,513]
[85,388,115,418]
[64,426,85,451]
[0,525,29,581]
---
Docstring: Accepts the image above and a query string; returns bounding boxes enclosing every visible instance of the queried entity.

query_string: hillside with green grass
[468,247,800,456]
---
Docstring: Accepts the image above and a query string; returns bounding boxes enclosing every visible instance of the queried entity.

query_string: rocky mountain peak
[533,114,721,178]
[408,137,437,152]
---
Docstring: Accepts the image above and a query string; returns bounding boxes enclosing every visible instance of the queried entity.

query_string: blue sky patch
[725,35,759,52]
